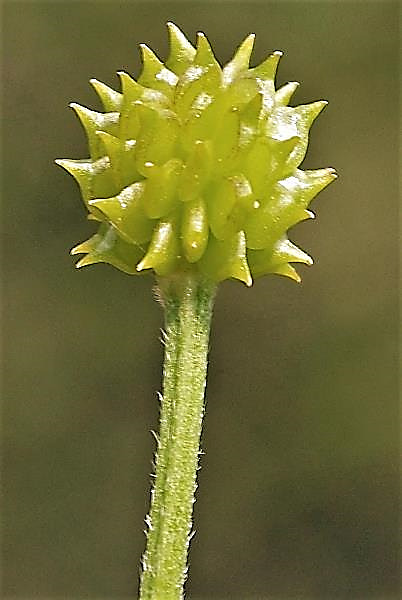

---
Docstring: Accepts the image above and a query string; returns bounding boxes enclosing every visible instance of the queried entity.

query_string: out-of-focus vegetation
[2,2,399,599]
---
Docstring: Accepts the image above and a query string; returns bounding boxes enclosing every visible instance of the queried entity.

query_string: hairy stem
[139,274,216,599]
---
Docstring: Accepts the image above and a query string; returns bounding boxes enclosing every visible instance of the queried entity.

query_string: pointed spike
[136,256,150,272]
[274,263,301,282]
[307,166,337,181]
[90,78,122,111]
[324,167,338,181]
[231,231,253,286]
[276,238,313,265]
[55,158,92,180]
[303,167,338,197]
[275,81,299,106]
[136,248,163,273]
[55,158,71,171]
[276,167,337,214]
[117,71,143,102]
[223,34,255,86]
[138,43,178,93]
[235,33,256,66]
[166,22,196,74]
[55,157,101,206]
[75,254,100,268]
[72,225,145,274]
[167,21,196,54]
[248,237,311,281]
[196,32,210,51]
[69,102,103,128]
[136,219,179,276]
[89,182,153,246]
[198,230,252,285]
[252,50,283,81]
[69,102,111,158]
[302,253,313,266]
[296,100,328,126]
[195,32,220,68]
[234,259,253,287]
[139,43,164,75]
[70,238,95,255]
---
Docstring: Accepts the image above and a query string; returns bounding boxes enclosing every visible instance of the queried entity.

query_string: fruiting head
[57,22,336,285]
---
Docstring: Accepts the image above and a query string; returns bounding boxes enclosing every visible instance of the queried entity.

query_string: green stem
[139,273,216,600]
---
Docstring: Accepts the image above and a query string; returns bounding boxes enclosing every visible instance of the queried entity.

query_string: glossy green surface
[4,3,399,598]
[57,23,336,284]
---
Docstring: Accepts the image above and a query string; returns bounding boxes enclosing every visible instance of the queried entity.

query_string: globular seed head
[57,22,336,285]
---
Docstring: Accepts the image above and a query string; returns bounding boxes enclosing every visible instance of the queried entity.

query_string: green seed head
[57,22,336,286]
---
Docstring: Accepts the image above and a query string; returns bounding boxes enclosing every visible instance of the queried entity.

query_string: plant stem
[139,273,216,600]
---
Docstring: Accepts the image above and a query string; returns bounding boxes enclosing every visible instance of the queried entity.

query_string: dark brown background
[2,1,399,598]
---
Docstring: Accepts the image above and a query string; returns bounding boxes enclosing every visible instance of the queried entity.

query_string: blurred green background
[2,1,399,598]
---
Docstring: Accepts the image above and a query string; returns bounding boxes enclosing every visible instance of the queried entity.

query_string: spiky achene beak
[56,22,336,286]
